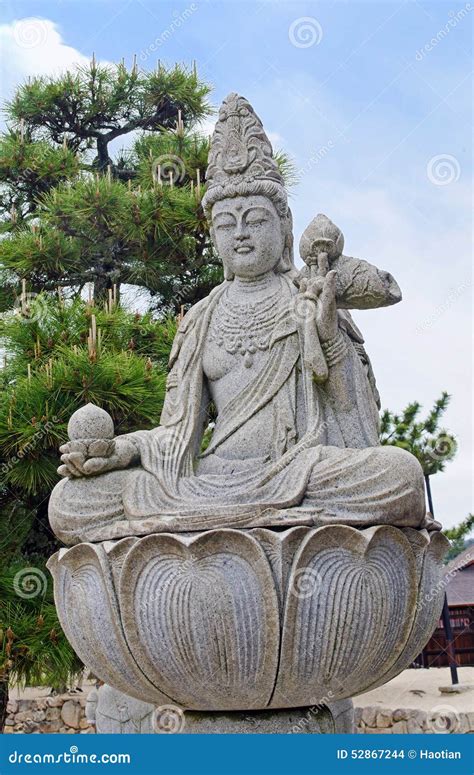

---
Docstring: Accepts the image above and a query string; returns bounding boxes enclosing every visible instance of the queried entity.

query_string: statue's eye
[247,218,265,227]
[216,222,235,230]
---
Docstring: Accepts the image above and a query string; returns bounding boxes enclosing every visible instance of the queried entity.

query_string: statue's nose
[234,217,250,240]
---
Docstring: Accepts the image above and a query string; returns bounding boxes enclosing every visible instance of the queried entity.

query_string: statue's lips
[234,245,254,254]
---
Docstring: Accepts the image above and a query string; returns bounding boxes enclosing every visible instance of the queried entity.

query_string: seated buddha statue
[49,93,431,546]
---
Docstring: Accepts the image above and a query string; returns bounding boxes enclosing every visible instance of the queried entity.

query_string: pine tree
[0,562,84,731]
[0,59,221,309]
[379,391,457,480]
[443,514,474,562]
[0,293,176,727]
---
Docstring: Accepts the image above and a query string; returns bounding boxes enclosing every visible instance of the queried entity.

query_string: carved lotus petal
[47,542,167,705]
[362,529,450,692]
[271,525,417,707]
[119,529,280,710]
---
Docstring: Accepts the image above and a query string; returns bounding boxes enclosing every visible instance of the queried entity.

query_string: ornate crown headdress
[202,93,288,217]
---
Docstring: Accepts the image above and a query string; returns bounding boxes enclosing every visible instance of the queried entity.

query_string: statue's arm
[320,332,380,446]
[303,269,380,447]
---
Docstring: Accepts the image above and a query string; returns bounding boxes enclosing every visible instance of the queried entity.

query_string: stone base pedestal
[90,685,353,734]
[179,700,354,734]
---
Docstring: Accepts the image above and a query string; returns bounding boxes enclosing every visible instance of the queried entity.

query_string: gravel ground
[355,667,474,711]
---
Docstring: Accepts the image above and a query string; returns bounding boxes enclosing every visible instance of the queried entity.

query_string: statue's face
[211,195,284,278]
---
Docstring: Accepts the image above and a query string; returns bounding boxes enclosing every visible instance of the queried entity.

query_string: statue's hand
[58,437,138,478]
[299,264,338,343]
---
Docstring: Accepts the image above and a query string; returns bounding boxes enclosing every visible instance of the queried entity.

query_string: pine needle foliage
[0,59,220,309]
[443,514,474,562]
[379,391,457,476]
[0,562,83,692]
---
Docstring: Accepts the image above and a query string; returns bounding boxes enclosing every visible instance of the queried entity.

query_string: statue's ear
[210,223,234,281]
[277,247,292,273]
[277,208,294,273]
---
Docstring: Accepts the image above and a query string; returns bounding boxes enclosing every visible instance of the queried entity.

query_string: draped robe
[49,277,426,545]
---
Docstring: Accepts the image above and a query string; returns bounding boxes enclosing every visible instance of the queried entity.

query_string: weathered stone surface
[361,707,377,727]
[47,544,167,707]
[14,711,32,723]
[362,528,449,693]
[68,403,114,441]
[439,683,473,694]
[406,718,423,734]
[376,710,393,728]
[182,700,354,734]
[45,707,61,720]
[391,720,408,734]
[41,720,61,733]
[87,685,155,734]
[393,708,409,722]
[46,696,63,707]
[60,699,81,728]
[271,525,417,707]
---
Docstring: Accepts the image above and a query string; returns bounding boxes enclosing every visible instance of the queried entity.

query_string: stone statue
[47,93,448,733]
[49,93,431,545]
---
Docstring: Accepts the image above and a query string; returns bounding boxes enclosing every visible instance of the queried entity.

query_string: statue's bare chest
[202,284,290,398]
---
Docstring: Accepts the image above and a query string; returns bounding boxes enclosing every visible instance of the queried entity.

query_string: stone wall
[4,694,474,734]
[354,706,474,734]
[4,695,95,735]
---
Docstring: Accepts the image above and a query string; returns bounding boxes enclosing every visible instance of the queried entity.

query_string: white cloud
[0,18,93,109]
[196,117,216,137]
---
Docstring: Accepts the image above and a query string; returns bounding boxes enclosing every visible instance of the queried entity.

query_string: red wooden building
[417,546,474,668]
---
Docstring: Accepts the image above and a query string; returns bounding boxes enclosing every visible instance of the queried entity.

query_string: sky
[0,0,472,528]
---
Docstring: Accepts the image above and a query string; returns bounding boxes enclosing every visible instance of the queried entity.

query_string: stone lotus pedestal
[47,523,448,733]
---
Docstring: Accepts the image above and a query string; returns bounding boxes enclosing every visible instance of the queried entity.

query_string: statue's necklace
[212,281,285,367]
